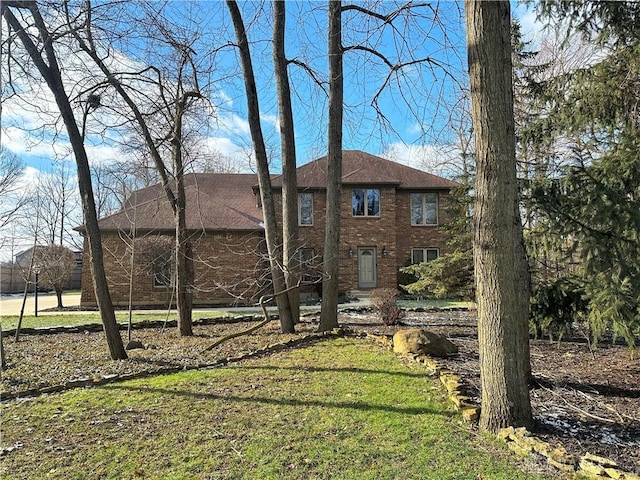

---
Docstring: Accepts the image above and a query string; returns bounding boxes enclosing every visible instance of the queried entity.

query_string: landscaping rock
[393,328,458,357]
[125,340,145,350]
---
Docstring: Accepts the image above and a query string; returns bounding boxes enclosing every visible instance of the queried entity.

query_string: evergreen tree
[523,4,640,347]
[401,174,474,300]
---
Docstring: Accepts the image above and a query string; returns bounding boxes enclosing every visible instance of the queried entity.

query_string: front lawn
[0,311,230,330]
[0,338,549,480]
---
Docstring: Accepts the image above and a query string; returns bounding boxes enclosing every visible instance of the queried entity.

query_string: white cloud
[2,126,65,160]
[382,143,463,179]
[514,3,547,44]
[84,143,128,166]
[18,166,43,187]
[223,113,251,136]
[260,113,279,133]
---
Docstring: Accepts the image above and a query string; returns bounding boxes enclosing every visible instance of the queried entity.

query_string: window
[411,192,438,225]
[299,248,315,267]
[298,248,318,283]
[352,189,380,217]
[411,248,439,264]
[298,192,313,226]
[153,250,173,287]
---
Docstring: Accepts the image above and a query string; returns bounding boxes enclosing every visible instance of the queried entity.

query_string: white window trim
[411,247,439,264]
[352,188,381,218]
[298,192,314,226]
[411,192,438,226]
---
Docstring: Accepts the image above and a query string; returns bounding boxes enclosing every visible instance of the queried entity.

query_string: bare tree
[319,0,344,332]
[273,0,300,324]
[2,1,127,360]
[0,149,28,229]
[33,245,76,308]
[33,161,81,247]
[226,0,295,333]
[65,1,216,336]
[465,0,533,432]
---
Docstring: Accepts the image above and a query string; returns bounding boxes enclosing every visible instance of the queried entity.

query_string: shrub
[370,288,405,326]
[530,276,588,342]
[400,250,474,300]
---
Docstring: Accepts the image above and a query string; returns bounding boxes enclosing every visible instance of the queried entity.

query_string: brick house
[79,150,458,307]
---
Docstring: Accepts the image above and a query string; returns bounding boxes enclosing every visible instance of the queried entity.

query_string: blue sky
[2,1,542,175]
[0,1,544,257]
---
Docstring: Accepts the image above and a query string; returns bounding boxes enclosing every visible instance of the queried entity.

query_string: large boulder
[393,328,458,357]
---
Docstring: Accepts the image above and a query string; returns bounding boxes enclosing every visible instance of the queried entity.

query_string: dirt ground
[1,308,639,474]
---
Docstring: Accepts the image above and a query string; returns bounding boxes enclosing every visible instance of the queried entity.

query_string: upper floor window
[352,188,380,217]
[299,192,313,226]
[411,248,439,264]
[411,192,438,225]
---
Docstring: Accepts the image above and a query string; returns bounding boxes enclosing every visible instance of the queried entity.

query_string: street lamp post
[34,268,40,317]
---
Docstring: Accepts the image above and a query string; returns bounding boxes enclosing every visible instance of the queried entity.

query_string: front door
[358,247,377,289]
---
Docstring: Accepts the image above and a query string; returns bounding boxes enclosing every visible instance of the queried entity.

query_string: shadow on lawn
[235,364,428,379]
[103,383,451,417]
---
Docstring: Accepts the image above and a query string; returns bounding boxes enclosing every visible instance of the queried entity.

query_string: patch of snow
[536,409,640,447]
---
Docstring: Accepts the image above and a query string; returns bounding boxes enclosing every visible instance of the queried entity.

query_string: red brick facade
[79,151,458,307]
[80,231,266,307]
[290,187,453,295]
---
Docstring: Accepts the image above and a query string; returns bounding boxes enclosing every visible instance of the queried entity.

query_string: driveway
[0,292,81,316]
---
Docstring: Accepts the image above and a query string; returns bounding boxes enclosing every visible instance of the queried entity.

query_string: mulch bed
[1,308,639,474]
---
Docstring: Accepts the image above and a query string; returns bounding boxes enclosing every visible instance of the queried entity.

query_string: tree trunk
[173,98,194,336]
[273,0,300,325]
[465,0,533,432]
[175,209,193,336]
[2,5,127,360]
[319,0,343,332]
[227,0,294,333]
[69,7,197,336]
[55,288,64,309]
[0,322,6,373]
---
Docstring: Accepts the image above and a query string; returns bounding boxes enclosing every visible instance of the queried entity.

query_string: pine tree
[523,5,640,347]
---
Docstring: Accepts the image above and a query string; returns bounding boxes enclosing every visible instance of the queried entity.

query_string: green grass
[0,310,231,330]
[397,298,476,310]
[0,338,549,480]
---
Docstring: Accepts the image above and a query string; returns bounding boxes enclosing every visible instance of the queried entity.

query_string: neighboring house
[3,246,82,293]
[79,151,459,307]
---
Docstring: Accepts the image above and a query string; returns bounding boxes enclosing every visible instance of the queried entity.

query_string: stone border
[363,331,480,421]
[364,331,639,480]
[0,328,344,402]
[499,427,640,480]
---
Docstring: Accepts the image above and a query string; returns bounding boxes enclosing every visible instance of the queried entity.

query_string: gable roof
[271,150,459,189]
[88,151,458,232]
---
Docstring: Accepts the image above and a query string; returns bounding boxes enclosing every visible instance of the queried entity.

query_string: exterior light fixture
[382,246,388,258]
[348,247,353,258]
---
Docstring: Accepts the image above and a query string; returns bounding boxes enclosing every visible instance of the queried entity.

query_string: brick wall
[80,187,454,306]
[80,230,265,307]
[280,186,453,294]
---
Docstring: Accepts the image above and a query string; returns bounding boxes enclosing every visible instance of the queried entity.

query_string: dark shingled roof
[91,151,457,232]
[271,150,460,189]
[96,173,263,232]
